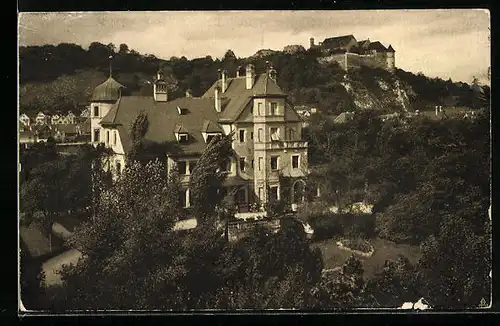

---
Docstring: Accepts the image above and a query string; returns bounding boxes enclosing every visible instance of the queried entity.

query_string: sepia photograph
[18,10,491,312]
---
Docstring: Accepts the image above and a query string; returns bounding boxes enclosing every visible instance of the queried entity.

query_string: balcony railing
[269,140,308,150]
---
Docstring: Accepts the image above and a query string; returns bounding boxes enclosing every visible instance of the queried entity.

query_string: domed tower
[154,69,168,102]
[89,66,125,144]
[386,45,396,72]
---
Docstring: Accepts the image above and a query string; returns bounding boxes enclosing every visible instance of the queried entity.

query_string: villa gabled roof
[202,119,224,133]
[100,96,222,155]
[201,73,287,122]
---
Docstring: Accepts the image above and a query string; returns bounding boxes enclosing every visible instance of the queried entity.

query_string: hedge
[308,212,375,240]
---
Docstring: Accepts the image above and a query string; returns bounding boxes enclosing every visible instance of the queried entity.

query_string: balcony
[268,140,308,150]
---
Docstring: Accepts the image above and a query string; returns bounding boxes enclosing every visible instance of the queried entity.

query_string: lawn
[312,237,421,279]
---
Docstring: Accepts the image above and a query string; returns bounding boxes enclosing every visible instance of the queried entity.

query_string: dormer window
[177,106,188,115]
[178,133,189,143]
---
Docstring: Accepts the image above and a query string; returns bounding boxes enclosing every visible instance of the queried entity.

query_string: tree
[52,158,329,311]
[57,159,183,310]
[365,255,419,307]
[309,255,374,309]
[417,214,491,309]
[118,43,130,55]
[189,133,234,227]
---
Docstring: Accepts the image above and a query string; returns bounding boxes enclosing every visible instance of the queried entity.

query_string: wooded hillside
[19,42,490,115]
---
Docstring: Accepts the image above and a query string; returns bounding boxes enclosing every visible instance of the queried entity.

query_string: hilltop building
[310,35,395,72]
[91,64,309,210]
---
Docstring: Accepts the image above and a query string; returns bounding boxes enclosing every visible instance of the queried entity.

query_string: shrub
[308,213,342,240]
[341,238,373,253]
[308,212,376,241]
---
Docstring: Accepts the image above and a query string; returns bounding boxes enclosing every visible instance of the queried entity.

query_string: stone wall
[318,52,391,71]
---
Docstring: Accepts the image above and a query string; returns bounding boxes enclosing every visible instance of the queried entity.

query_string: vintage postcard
[18,10,491,313]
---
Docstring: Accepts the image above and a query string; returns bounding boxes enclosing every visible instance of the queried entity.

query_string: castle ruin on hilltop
[310,35,395,72]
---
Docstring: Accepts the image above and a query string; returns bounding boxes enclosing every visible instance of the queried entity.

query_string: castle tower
[309,37,315,49]
[386,45,396,72]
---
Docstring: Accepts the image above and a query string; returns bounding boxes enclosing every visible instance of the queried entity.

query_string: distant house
[32,124,53,142]
[294,105,319,127]
[20,113,31,126]
[35,112,49,125]
[66,111,77,124]
[50,114,61,125]
[53,124,86,142]
[333,111,355,123]
[80,107,90,119]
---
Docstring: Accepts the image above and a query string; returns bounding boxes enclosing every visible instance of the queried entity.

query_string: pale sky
[18,10,490,84]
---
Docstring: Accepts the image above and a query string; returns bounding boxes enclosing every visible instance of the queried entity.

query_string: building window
[236,187,246,204]
[179,133,189,143]
[258,128,263,142]
[239,157,245,172]
[106,130,110,144]
[113,131,117,145]
[270,127,279,141]
[189,160,197,174]
[269,186,279,201]
[93,106,99,117]
[250,131,254,140]
[288,128,294,140]
[116,161,121,174]
[93,128,100,142]
[207,134,215,143]
[177,161,187,175]
[258,157,263,171]
[180,189,187,208]
[251,159,254,169]
[270,102,278,115]
[239,129,245,143]
[292,155,300,169]
[270,156,279,170]
[258,102,263,116]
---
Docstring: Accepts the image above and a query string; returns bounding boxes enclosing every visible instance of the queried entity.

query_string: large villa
[90,64,309,211]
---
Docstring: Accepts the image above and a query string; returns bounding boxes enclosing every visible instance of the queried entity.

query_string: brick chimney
[246,64,255,90]
[221,69,228,93]
[214,86,221,112]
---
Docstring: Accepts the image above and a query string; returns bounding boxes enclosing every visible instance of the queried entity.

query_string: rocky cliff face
[340,73,416,112]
